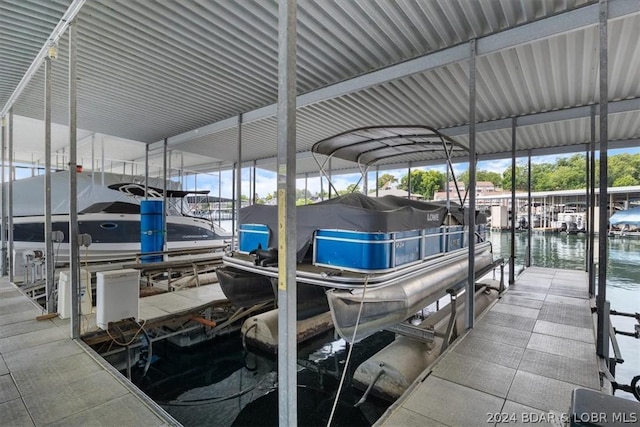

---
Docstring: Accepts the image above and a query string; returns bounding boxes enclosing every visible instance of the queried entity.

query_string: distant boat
[609,206,640,238]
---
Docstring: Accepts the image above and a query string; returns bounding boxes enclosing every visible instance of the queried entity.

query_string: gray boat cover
[240,193,476,262]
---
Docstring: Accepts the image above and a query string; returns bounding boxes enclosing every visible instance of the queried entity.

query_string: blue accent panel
[424,228,442,257]
[140,200,164,263]
[239,224,270,252]
[444,225,464,251]
[394,230,421,266]
[315,230,391,270]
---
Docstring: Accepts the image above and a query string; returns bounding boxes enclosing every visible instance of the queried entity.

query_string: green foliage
[398,169,445,199]
[500,153,640,191]
[338,183,361,195]
[296,188,313,200]
[609,153,640,186]
[459,170,502,187]
[377,173,397,189]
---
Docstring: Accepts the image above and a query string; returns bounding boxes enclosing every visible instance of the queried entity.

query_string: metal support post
[407,164,412,199]
[218,168,222,227]
[231,165,236,249]
[162,139,168,253]
[236,114,243,230]
[252,161,257,205]
[144,144,149,201]
[526,151,532,268]
[68,21,81,339]
[588,106,596,296]
[509,118,516,286]
[466,39,477,329]
[596,0,609,359]
[7,110,13,282]
[44,56,55,313]
[441,292,458,353]
[1,116,6,277]
[277,0,298,424]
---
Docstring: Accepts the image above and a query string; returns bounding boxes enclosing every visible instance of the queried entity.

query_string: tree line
[246,152,640,203]
[378,153,640,200]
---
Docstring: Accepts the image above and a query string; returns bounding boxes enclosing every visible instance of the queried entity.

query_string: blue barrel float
[140,200,164,263]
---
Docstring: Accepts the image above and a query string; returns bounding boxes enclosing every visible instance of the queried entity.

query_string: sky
[182,146,640,200]
[13,147,639,199]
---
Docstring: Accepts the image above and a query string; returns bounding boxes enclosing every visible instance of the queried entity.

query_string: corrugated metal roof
[1,0,639,177]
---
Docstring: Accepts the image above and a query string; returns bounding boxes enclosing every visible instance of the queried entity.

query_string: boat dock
[0,276,180,426]
[377,266,606,426]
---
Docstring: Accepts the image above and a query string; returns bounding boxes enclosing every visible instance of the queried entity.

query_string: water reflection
[133,329,394,426]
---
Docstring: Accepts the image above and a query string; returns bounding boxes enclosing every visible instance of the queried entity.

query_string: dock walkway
[378,266,601,426]
[0,277,179,426]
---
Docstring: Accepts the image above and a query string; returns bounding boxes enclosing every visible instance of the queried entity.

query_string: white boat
[7,171,231,265]
[552,210,587,233]
[609,206,640,238]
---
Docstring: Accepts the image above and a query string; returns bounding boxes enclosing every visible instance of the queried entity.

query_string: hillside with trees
[249,152,640,204]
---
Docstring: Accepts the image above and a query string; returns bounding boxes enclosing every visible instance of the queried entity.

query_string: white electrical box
[58,269,92,319]
[96,269,140,330]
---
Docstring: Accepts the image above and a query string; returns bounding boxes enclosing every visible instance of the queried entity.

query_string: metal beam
[68,22,81,339]
[148,0,640,152]
[236,114,242,239]
[588,106,596,296]
[244,98,640,177]
[442,97,640,138]
[277,0,298,425]
[526,151,532,268]
[0,0,86,117]
[510,118,516,286]
[7,110,13,282]
[0,116,6,276]
[466,40,477,329]
[44,57,54,313]
[596,0,610,360]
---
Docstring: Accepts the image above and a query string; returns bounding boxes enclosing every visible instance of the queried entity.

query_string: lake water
[132,228,639,425]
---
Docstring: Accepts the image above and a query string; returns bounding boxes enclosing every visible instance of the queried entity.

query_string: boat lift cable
[326,275,370,427]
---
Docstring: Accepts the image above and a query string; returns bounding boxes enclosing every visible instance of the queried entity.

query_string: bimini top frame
[311,125,469,205]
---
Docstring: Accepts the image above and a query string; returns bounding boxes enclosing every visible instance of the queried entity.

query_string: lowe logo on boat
[426,213,440,221]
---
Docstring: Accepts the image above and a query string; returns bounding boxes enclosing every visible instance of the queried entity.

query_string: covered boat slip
[0,276,176,426]
[377,267,635,427]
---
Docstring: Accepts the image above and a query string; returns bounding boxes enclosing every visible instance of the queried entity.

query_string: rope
[106,319,147,346]
[326,275,370,427]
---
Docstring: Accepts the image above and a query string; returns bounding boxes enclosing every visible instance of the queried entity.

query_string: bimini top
[108,183,209,198]
[311,125,467,168]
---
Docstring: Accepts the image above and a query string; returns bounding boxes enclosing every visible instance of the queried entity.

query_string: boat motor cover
[240,193,453,262]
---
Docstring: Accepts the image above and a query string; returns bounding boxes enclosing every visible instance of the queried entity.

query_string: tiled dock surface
[0,277,177,426]
[378,267,600,427]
